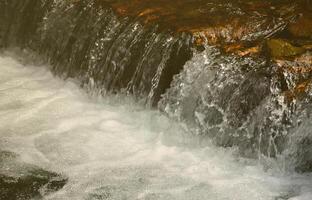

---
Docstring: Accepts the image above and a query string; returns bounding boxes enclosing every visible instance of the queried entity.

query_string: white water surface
[0,54,311,200]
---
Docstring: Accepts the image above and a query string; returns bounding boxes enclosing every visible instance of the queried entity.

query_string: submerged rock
[159,45,312,170]
[227,71,271,128]
[0,151,67,200]
[286,113,312,172]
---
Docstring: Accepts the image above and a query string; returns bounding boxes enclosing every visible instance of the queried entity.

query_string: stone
[295,137,312,172]
[288,12,312,38]
[287,117,312,173]
[227,72,271,128]
[274,53,312,102]
[0,151,67,200]
[267,39,306,58]
[111,0,298,45]
[223,43,261,57]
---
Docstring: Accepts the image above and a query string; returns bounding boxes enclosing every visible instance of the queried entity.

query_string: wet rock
[0,150,67,200]
[111,0,297,45]
[227,72,271,127]
[295,137,312,172]
[273,52,312,102]
[284,80,312,102]
[215,83,240,111]
[223,43,261,57]
[288,12,312,38]
[294,53,312,65]
[195,105,223,128]
[267,39,306,58]
[204,107,223,126]
[287,117,312,173]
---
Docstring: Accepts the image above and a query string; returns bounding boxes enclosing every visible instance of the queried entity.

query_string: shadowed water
[1,54,312,199]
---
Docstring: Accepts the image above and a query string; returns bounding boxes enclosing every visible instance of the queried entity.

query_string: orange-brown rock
[110,0,299,45]
[284,80,312,102]
[303,44,312,50]
[275,53,312,102]
[295,53,312,65]
[288,12,312,38]
[277,62,312,74]
[105,0,312,60]
[223,43,260,57]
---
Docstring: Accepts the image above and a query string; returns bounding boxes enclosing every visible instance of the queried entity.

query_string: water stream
[1,54,311,200]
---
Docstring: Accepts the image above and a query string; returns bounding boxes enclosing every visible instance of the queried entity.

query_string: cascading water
[1,53,312,200]
[0,0,312,199]
[159,45,312,171]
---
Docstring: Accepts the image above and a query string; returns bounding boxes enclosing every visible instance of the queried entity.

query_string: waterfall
[0,0,311,173]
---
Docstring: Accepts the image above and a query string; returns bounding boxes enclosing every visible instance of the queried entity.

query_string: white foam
[0,54,311,200]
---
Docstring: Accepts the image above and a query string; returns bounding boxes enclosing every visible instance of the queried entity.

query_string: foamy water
[0,54,311,200]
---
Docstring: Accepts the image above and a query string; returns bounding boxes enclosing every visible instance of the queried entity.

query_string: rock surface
[0,151,67,200]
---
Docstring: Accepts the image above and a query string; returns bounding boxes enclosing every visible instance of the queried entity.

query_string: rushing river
[0,53,311,200]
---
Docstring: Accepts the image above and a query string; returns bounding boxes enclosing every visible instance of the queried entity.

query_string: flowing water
[1,0,312,172]
[1,54,312,200]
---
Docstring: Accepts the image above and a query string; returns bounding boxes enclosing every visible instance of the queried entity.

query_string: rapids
[1,54,312,200]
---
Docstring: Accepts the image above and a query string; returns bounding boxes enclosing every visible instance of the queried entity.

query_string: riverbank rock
[0,151,67,200]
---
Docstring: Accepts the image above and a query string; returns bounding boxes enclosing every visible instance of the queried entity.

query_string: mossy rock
[267,39,305,58]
